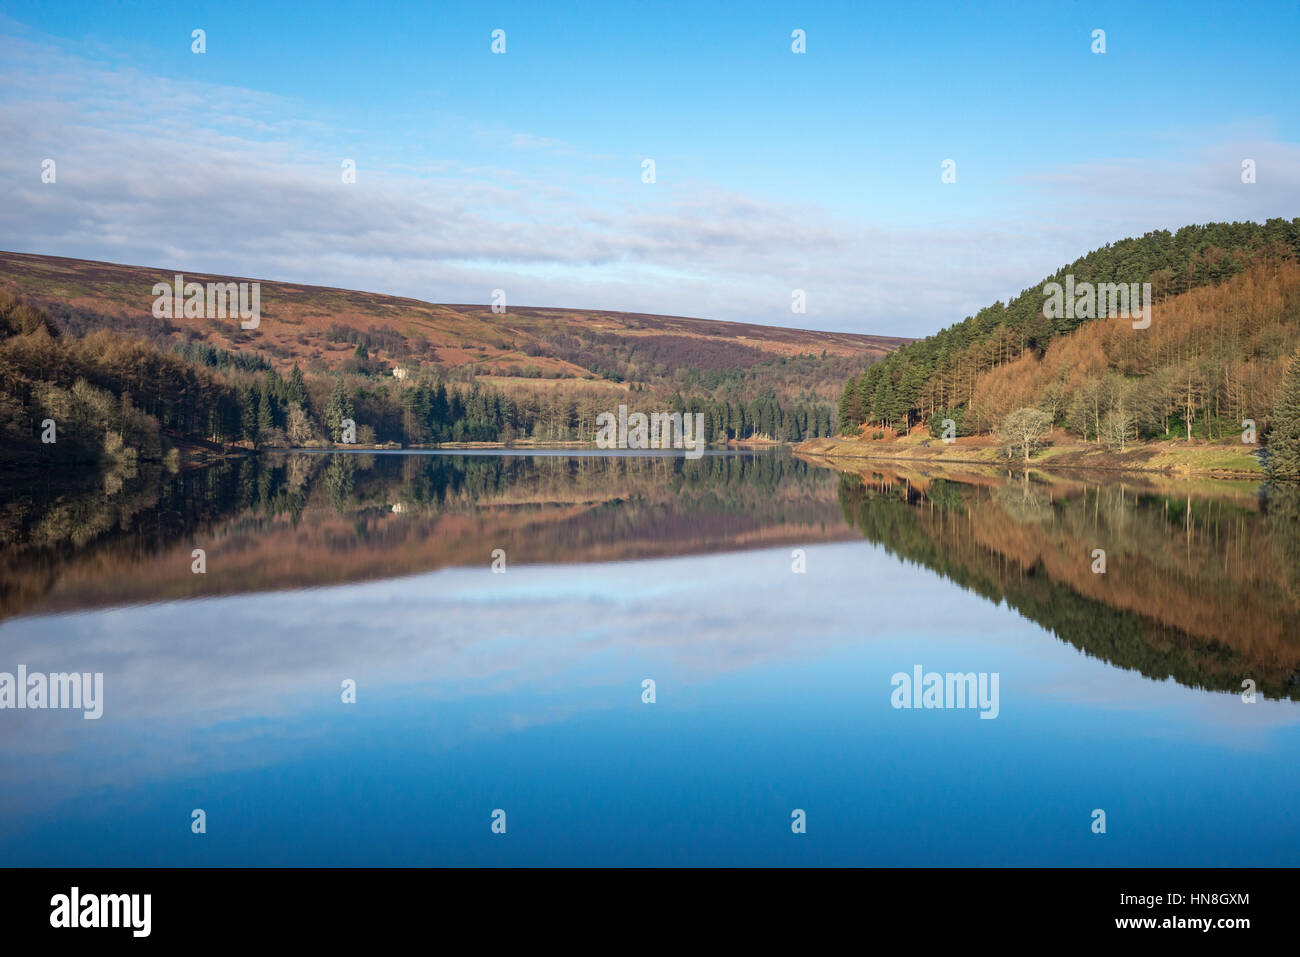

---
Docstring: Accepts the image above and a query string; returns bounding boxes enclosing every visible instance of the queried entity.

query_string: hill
[0,251,905,402]
[0,252,908,468]
[835,218,1300,467]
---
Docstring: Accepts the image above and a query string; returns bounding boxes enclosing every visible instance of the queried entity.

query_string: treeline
[967,262,1300,458]
[353,381,833,445]
[203,365,527,448]
[691,394,835,442]
[839,219,1300,444]
[503,389,833,444]
[0,291,241,470]
[0,292,835,466]
[173,339,273,373]
[231,373,834,448]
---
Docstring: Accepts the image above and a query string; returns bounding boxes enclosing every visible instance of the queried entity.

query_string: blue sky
[1,0,1298,336]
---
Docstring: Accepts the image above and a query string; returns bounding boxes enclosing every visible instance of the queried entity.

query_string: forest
[0,290,835,474]
[838,219,1300,459]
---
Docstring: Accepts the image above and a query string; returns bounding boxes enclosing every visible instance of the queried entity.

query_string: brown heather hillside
[0,251,908,403]
[961,259,1300,436]
[839,220,1300,451]
[820,256,1300,474]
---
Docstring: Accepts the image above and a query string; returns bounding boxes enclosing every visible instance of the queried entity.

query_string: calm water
[1,450,1297,866]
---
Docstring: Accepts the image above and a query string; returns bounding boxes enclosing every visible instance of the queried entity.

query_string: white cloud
[1,31,1297,338]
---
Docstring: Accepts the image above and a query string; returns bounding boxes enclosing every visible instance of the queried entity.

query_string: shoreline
[205,437,789,457]
[2,438,794,476]
[794,436,1269,480]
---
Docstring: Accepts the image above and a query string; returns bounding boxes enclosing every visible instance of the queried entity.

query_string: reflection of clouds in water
[0,542,960,810]
[1,542,933,730]
[2,540,1296,820]
[1025,670,1300,750]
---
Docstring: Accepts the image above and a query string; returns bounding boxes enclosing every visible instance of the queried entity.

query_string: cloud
[1,30,1297,338]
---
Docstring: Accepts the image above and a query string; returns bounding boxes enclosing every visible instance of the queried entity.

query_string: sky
[1,0,1298,337]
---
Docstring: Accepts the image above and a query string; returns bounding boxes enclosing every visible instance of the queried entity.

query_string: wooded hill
[839,219,1300,449]
[0,251,909,464]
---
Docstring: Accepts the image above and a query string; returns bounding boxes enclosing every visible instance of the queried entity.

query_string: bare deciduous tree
[998,407,1054,462]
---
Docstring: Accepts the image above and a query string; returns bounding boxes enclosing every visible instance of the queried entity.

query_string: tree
[1266,352,1300,480]
[324,379,354,442]
[998,407,1054,462]
[287,402,313,445]
[288,364,310,412]
[1040,381,1066,424]
[1100,376,1145,450]
[1101,408,1137,451]
[241,384,260,446]
[872,377,894,429]
[839,375,860,433]
[257,378,275,435]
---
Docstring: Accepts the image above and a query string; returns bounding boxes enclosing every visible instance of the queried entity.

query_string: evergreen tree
[324,379,355,441]
[241,384,260,445]
[288,364,310,411]
[1266,353,1300,480]
[872,377,894,429]
[258,378,275,434]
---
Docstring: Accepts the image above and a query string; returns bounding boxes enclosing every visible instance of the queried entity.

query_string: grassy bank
[796,431,1266,477]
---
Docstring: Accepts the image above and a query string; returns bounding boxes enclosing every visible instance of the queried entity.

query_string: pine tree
[241,384,260,445]
[324,379,354,442]
[258,378,275,434]
[288,364,309,411]
[872,377,894,429]
[1266,352,1300,480]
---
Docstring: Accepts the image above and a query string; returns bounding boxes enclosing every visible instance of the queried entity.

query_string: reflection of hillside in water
[0,451,852,620]
[832,465,1300,700]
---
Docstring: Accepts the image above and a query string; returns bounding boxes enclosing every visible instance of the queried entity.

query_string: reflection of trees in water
[1,457,272,620]
[926,479,966,513]
[837,472,1300,700]
[993,474,1053,523]
[1264,483,1300,599]
[0,451,837,622]
[324,455,357,512]
[286,452,318,496]
[382,451,821,516]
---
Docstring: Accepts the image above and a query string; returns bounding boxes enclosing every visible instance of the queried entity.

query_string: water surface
[1,451,1296,865]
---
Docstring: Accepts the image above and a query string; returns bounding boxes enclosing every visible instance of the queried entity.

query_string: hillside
[0,252,910,468]
[836,218,1300,465]
[0,251,906,403]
